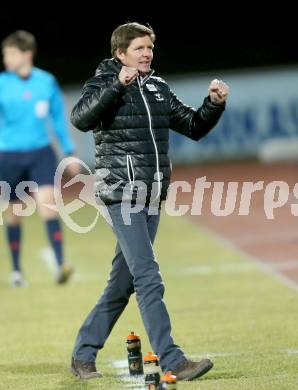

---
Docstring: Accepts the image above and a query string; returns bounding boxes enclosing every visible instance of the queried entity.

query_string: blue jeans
[73,203,186,371]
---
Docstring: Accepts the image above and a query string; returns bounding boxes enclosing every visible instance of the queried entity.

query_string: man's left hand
[208,79,229,104]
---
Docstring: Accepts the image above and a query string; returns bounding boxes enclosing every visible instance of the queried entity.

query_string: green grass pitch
[1,205,298,389]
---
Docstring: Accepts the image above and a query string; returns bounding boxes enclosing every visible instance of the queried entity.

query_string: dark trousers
[73,204,185,371]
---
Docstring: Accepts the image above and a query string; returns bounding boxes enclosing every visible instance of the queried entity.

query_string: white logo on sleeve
[35,100,49,118]
[154,93,164,102]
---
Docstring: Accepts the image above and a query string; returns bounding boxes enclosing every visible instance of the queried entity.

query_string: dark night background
[1,8,297,85]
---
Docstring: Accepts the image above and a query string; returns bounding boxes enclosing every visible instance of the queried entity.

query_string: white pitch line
[181,263,258,275]
[231,230,298,245]
[180,260,298,276]
[112,359,129,369]
[272,260,298,271]
[191,349,298,360]
[187,220,298,292]
[112,360,145,389]
[286,349,298,355]
[190,351,248,359]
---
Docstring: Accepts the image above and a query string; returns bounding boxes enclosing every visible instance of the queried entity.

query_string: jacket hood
[95,58,122,77]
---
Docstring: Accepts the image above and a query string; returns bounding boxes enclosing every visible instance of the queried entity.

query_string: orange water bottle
[159,371,177,389]
[126,331,143,375]
[144,351,161,389]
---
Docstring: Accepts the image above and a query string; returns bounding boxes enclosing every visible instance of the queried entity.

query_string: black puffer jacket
[71,58,225,205]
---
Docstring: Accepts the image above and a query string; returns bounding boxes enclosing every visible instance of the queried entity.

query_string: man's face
[117,35,154,74]
[2,46,32,73]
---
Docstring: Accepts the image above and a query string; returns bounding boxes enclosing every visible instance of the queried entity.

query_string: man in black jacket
[70,22,229,381]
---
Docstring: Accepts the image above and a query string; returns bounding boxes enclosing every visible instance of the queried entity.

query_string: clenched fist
[208,79,229,104]
[119,66,139,86]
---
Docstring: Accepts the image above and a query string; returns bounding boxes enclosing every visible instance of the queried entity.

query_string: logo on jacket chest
[146,84,165,102]
[146,83,158,92]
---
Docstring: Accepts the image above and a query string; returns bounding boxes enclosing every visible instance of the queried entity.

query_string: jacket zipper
[137,76,161,201]
[126,154,135,186]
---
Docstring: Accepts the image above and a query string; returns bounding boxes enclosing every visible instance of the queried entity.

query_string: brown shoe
[172,358,213,381]
[70,357,102,380]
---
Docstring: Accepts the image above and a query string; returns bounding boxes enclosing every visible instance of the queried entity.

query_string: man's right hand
[119,66,139,86]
